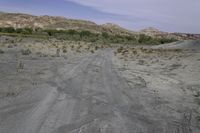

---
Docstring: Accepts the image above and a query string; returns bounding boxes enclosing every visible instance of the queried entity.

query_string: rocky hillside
[0,12,133,36]
[0,12,200,40]
[140,27,200,40]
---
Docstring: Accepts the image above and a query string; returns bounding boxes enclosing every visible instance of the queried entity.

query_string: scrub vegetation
[0,27,177,45]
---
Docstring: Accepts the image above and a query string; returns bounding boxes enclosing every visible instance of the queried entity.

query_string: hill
[0,12,200,42]
[0,12,133,36]
[140,27,200,40]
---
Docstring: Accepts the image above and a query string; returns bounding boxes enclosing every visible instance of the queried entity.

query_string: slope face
[0,13,96,29]
[0,12,133,35]
[139,27,200,40]
[153,40,200,50]
[0,12,200,40]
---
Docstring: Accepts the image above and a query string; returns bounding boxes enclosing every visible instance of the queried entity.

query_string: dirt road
[0,48,199,133]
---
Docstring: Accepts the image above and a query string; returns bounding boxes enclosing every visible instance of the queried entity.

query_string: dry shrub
[95,46,99,51]
[91,50,94,53]
[17,60,24,71]
[0,49,4,54]
[21,49,31,55]
[63,48,67,53]
[117,46,124,53]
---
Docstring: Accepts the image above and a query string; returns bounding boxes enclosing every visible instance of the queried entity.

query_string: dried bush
[91,50,94,53]
[21,49,31,55]
[17,60,24,71]
[63,48,67,53]
[0,49,4,54]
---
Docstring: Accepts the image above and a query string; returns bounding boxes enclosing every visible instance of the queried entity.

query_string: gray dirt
[0,42,200,133]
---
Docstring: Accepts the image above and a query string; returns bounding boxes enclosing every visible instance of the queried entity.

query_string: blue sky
[0,0,200,33]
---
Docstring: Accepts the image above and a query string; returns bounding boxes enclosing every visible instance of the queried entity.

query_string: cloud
[66,0,200,33]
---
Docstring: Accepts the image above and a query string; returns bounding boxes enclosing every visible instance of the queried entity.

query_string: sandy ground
[0,37,200,133]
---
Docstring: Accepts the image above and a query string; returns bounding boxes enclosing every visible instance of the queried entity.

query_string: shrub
[80,30,92,37]
[63,48,67,53]
[56,48,60,57]
[157,38,177,44]
[22,28,33,34]
[117,46,124,53]
[1,27,15,33]
[16,28,23,33]
[7,44,13,48]
[70,45,74,49]
[91,50,94,53]
[67,29,77,35]
[0,49,4,54]
[138,34,153,44]
[17,60,24,70]
[21,49,31,55]
[95,46,99,51]
[102,32,109,39]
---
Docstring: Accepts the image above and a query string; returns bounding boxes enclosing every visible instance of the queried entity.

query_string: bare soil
[0,37,199,133]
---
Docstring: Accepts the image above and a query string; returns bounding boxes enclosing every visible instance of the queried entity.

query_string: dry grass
[115,46,183,57]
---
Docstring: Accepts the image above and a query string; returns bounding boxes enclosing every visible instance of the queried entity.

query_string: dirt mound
[153,40,200,50]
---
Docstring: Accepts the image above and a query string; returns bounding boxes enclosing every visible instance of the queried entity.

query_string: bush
[157,38,177,44]
[22,28,33,34]
[17,60,24,70]
[91,50,94,53]
[1,27,15,33]
[21,49,31,55]
[0,27,177,45]
[138,34,153,44]
[117,46,124,53]
[95,46,99,51]
[80,30,92,37]
[67,29,77,35]
[7,45,13,48]
[63,48,67,53]
[0,49,4,54]
[102,32,109,39]
[45,29,57,36]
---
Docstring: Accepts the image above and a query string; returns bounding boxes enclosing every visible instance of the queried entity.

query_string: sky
[0,0,200,33]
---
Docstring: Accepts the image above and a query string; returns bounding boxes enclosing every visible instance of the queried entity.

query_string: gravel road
[0,48,199,133]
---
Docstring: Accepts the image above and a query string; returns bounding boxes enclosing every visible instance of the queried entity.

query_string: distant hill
[140,27,200,40]
[0,12,200,40]
[0,12,133,36]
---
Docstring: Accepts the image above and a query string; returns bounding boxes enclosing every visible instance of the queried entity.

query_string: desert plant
[67,29,77,35]
[95,46,99,51]
[21,49,31,55]
[138,34,153,44]
[1,27,15,33]
[114,51,117,55]
[0,49,4,54]
[102,32,109,39]
[76,49,81,53]
[22,27,33,34]
[117,46,124,53]
[17,60,24,71]
[91,50,94,53]
[80,30,92,38]
[63,48,67,53]
[56,48,60,57]
[70,45,74,49]
[7,45,13,48]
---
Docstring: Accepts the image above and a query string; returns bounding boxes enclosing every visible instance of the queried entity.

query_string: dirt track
[0,47,200,133]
